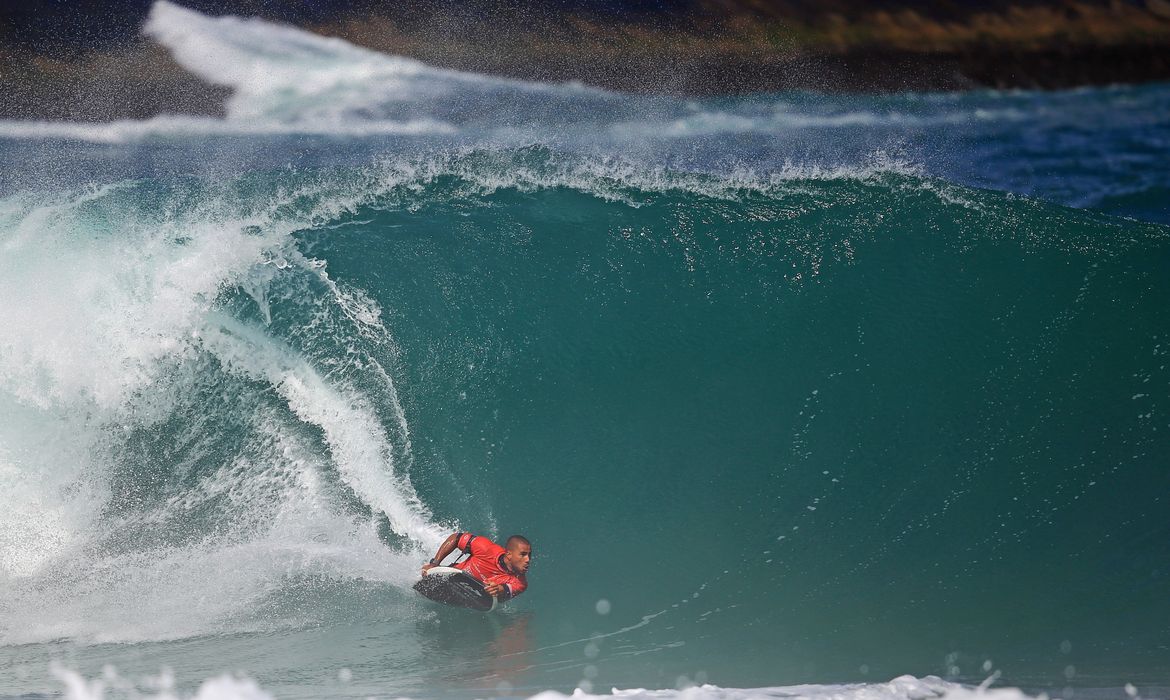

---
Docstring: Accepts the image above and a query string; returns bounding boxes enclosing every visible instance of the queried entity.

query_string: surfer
[422,532,531,600]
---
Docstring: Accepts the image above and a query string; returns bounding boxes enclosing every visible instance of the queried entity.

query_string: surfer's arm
[484,575,523,599]
[421,532,461,574]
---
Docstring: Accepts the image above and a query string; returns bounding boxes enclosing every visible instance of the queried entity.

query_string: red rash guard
[451,532,527,599]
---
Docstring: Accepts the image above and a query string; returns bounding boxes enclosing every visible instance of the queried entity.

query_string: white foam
[549,677,1047,700]
[0,395,107,578]
[0,183,262,583]
[0,175,450,644]
[0,114,457,143]
[56,667,274,700]
[354,147,921,207]
[143,0,499,122]
[137,1,609,138]
[51,669,1048,700]
[198,316,447,549]
[604,108,947,140]
[0,187,257,411]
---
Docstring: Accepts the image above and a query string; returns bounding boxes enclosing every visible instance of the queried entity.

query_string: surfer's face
[505,543,531,574]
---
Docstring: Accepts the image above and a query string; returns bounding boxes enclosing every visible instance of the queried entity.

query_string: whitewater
[1,2,1167,700]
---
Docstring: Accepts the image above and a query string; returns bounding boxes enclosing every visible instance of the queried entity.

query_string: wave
[0,149,931,643]
[0,145,1167,695]
[0,163,455,644]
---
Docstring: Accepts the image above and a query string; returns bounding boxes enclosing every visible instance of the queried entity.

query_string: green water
[313,164,1170,686]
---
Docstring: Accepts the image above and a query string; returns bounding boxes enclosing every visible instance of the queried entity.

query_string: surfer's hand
[421,563,436,575]
[483,581,503,597]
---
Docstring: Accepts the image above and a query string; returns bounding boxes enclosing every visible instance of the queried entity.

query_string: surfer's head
[504,535,531,574]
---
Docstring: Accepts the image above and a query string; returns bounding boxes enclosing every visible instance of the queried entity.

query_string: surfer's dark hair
[505,534,530,549]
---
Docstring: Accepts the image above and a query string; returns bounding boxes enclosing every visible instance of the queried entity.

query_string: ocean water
[1,3,1168,700]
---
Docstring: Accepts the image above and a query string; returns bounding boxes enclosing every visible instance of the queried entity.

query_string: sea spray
[0,173,451,644]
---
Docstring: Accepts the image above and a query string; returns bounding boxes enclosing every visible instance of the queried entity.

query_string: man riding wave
[422,532,531,600]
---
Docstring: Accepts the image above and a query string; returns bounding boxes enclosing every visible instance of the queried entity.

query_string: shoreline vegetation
[2,0,1169,122]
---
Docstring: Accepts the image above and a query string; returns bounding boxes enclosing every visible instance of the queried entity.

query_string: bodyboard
[413,566,498,612]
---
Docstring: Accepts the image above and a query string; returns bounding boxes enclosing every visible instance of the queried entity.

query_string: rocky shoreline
[1,0,1169,122]
[386,43,1170,95]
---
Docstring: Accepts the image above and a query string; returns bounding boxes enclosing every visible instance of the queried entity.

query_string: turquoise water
[0,4,1168,700]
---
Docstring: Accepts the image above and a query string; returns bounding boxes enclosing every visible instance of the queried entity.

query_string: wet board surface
[413,566,498,612]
